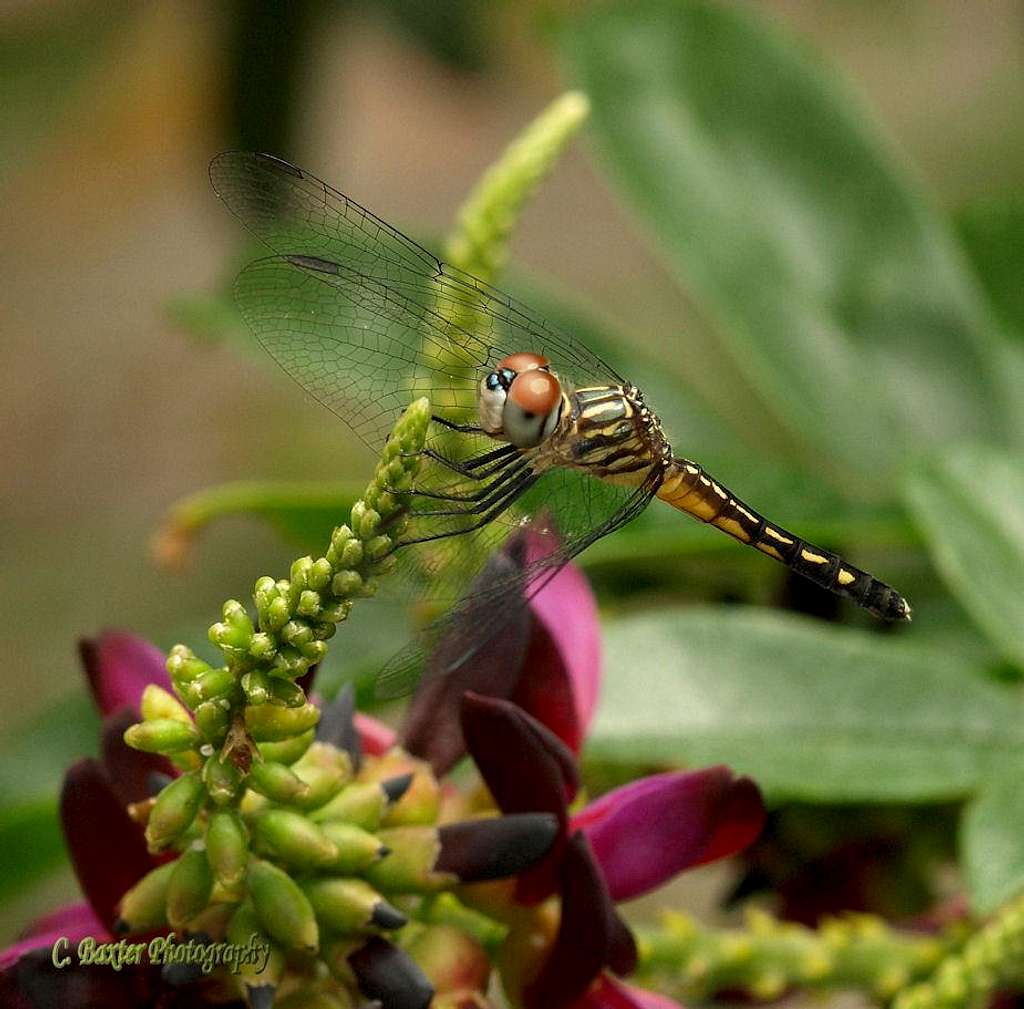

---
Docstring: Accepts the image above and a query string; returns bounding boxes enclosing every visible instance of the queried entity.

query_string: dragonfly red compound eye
[496,351,550,374]
[507,369,561,415]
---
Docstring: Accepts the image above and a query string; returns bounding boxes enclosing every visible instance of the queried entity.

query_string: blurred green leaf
[155,480,363,565]
[0,695,98,805]
[904,445,1024,670]
[0,800,64,906]
[590,607,1021,802]
[0,695,98,904]
[567,0,1010,490]
[961,763,1024,914]
[956,199,1024,340]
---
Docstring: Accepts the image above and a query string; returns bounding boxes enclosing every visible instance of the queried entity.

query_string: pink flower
[460,693,764,1009]
[399,529,601,775]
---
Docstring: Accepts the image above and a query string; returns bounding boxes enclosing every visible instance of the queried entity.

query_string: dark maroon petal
[604,904,638,977]
[512,532,601,753]
[60,759,155,931]
[1,947,158,1009]
[572,768,766,902]
[400,543,533,776]
[348,937,434,1009]
[571,975,687,1009]
[524,833,619,1009]
[461,693,580,903]
[100,709,176,806]
[79,631,170,717]
[436,813,559,882]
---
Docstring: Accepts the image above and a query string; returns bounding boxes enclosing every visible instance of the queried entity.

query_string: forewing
[374,467,661,699]
[212,151,624,452]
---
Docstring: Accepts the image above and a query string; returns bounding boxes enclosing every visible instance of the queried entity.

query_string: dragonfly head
[479,352,562,448]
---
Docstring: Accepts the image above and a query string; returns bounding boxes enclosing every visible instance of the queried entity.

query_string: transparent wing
[374,468,662,699]
[211,150,625,452]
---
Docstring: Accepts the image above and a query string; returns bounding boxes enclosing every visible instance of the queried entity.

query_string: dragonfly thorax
[478,352,564,449]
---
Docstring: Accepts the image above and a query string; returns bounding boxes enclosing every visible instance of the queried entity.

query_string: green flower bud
[269,676,307,709]
[242,669,271,707]
[181,666,237,707]
[290,743,353,810]
[166,843,215,929]
[246,702,320,742]
[253,808,339,870]
[258,728,315,765]
[145,771,205,852]
[289,557,314,594]
[124,718,200,755]
[194,698,231,745]
[206,809,249,890]
[227,901,286,1002]
[318,600,352,623]
[247,760,311,804]
[115,861,175,934]
[140,684,192,724]
[248,858,319,953]
[339,538,363,569]
[331,571,363,598]
[309,558,333,591]
[203,753,244,806]
[249,632,276,662]
[364,535,392,562]
[297,590,321,619]
[265,596,291,633]
[364,826,450,894]
[301,877,407,936]
[166,646,211,686]
[310,774,412,831]
[318,821,390,875]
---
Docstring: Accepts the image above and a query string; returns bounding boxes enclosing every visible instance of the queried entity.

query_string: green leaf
[961,763,1024,913]
[956,198,1024,340]
[0,800,64,905]
[154,480,363,565]
[903,445,1024,669]
[589,607,1022,802]
[567,0,1010,489]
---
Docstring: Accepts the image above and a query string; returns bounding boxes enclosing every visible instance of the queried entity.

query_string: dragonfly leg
[409,463,532,516]
[398,472,540,548]
[400,459,531,505]
[431,414,485,435]
[398,442,520,481]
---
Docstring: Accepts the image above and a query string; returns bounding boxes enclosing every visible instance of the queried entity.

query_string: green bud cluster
[891,891,1024,1009]
[636,907,952,1003]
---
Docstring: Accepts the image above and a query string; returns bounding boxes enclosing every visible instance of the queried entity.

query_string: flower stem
[443,90,590,285]
[636,908,954,1003]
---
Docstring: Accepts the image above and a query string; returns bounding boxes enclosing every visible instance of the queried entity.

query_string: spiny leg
[400,442,520,480]
[398,471,539,547]
[395,458,532,504]
[412,462,535,517]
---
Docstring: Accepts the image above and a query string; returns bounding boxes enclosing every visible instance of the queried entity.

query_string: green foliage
[592,607,1022,803]
[961,765,1024,915]
[904,446,1024,670]
[566,0,1012,491]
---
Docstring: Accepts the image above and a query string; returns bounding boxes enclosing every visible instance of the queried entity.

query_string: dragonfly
[210,152,911,696]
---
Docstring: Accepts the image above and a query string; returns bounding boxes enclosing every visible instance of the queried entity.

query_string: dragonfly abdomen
[657,459,911,622]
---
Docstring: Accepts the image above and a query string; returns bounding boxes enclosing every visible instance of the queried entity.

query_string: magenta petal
[572,975,687,1009]
[572,767,766,902]
[512,533,601,753]
[1,904,106,972]
[60,759,156,930]
[79,631,170,716]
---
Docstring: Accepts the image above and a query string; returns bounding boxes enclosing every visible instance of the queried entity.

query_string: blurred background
[3,0,1024,968]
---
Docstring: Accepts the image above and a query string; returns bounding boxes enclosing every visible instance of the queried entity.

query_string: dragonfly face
[478,352,564,448]
[209,151,911,695]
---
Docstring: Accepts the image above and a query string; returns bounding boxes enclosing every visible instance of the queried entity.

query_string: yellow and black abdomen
[657,458,911,622]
